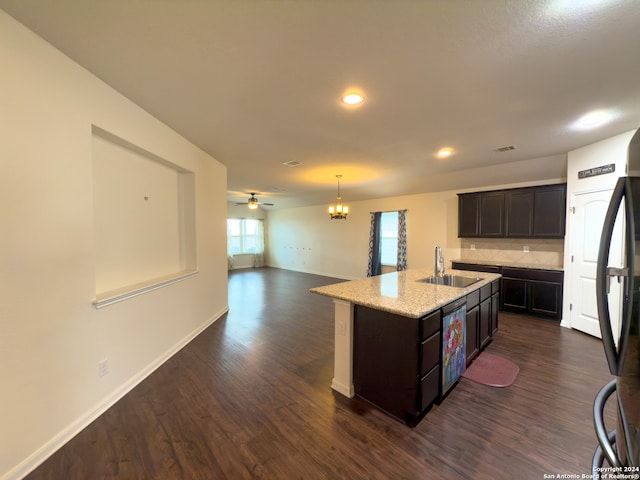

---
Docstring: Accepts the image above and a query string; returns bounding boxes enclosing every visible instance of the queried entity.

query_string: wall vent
[282,160,302,167]
[494,145,516,152]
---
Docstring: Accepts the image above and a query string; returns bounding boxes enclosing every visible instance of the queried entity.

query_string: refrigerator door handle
[592,430,617,474]
[605,267,629,295]
[593,379,621,468]
[596,178,628,375]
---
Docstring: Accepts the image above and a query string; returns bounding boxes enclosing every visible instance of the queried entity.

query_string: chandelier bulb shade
[329,175,349,219]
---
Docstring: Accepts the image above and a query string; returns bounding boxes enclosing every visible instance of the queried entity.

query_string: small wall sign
[578,163,615,179]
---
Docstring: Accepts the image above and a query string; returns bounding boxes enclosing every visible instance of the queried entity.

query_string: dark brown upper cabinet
[458,191,504,238]
[505,189,534,237]
[479,192,505,237]
[533,185,567,238]
[458,193,480,237]
[458,184,566,239]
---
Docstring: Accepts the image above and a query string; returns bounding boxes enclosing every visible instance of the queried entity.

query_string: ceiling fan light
[247,194,259,209]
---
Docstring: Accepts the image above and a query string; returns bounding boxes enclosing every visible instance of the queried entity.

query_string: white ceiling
[2,0,640,209]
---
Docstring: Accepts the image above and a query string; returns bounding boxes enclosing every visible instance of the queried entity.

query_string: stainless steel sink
[417,274,483,288]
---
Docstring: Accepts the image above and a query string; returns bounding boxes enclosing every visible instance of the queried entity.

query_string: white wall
[0,11,228,480]
[267,194,437,279]
[267,177,566,280]
[566,131,635,191]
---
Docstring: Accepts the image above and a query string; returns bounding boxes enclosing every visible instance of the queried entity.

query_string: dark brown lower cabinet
[501,267,563,321]
[353,306,441,424]
[465,281,500,366]
[530,280,563,318]
[491,283,499,335]
[453,262,563,321]
[501,277,528,313]
[420,366,439,413]
[354,282,501,425]
[478,283,492,348]
[480,297,491,348]
[465,305,479,366]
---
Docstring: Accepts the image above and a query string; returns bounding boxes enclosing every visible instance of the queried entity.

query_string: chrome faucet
[435,245,445,277]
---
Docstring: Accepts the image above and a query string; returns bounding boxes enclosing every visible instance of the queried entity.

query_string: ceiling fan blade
[234,193,275,207]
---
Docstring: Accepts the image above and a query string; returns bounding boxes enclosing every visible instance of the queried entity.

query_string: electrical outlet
[338,319,346,336]
[98,359,109,378]
[470,244,476,251]
[523,245,530,253]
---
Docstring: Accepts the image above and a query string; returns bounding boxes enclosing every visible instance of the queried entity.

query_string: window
[367,209,406,277]
[380,211,399,265]
[227,218,263,255]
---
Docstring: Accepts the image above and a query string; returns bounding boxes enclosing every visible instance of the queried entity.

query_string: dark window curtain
[397,209,407,271]
[367,212,382,277]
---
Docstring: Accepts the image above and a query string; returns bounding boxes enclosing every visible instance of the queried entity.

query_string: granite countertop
[451,259,563,272]
[309,269,501,319]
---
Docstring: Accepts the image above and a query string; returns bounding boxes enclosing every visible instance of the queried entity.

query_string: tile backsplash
[459,238,564,268]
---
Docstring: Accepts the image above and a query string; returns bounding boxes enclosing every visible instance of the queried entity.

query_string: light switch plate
[98,359,109,378]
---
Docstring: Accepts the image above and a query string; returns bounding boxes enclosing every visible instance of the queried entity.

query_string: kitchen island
[310,269,501,424]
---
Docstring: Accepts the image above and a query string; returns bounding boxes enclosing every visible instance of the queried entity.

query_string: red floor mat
[462,352,519,387]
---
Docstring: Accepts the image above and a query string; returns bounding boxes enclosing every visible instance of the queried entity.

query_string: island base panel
[332,299,355,398]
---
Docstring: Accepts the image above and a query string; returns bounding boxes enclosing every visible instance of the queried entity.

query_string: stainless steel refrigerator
[594,128,640,469]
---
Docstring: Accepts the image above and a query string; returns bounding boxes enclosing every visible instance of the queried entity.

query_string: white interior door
[570,189,623,338]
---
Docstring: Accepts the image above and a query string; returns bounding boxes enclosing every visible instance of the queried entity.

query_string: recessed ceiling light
[572,109,615,130]
[340,86,364,107]
[342,93,364,105]
[436,147,454,158]
[579,111,608,126]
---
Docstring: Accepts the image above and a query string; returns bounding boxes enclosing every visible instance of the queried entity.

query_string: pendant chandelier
[329,174,349,219]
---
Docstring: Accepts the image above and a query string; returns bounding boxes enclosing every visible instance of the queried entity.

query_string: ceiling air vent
[494,145,516,152]
[282,160,302,167]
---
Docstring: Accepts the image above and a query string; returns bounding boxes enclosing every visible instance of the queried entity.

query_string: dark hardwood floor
[26,267,616,480]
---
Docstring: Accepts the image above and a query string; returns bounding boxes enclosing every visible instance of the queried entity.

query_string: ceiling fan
[235,192,274,210]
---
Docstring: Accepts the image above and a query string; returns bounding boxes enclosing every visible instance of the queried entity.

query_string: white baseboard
[265,263,357,281]
[331,378,355,398]
[3,306,229,480]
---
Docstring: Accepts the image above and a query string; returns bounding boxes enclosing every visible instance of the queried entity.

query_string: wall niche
[91,126,196,308]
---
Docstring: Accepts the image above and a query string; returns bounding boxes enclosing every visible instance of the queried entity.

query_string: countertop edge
[310,270,501,319]
[451,259,563,272]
